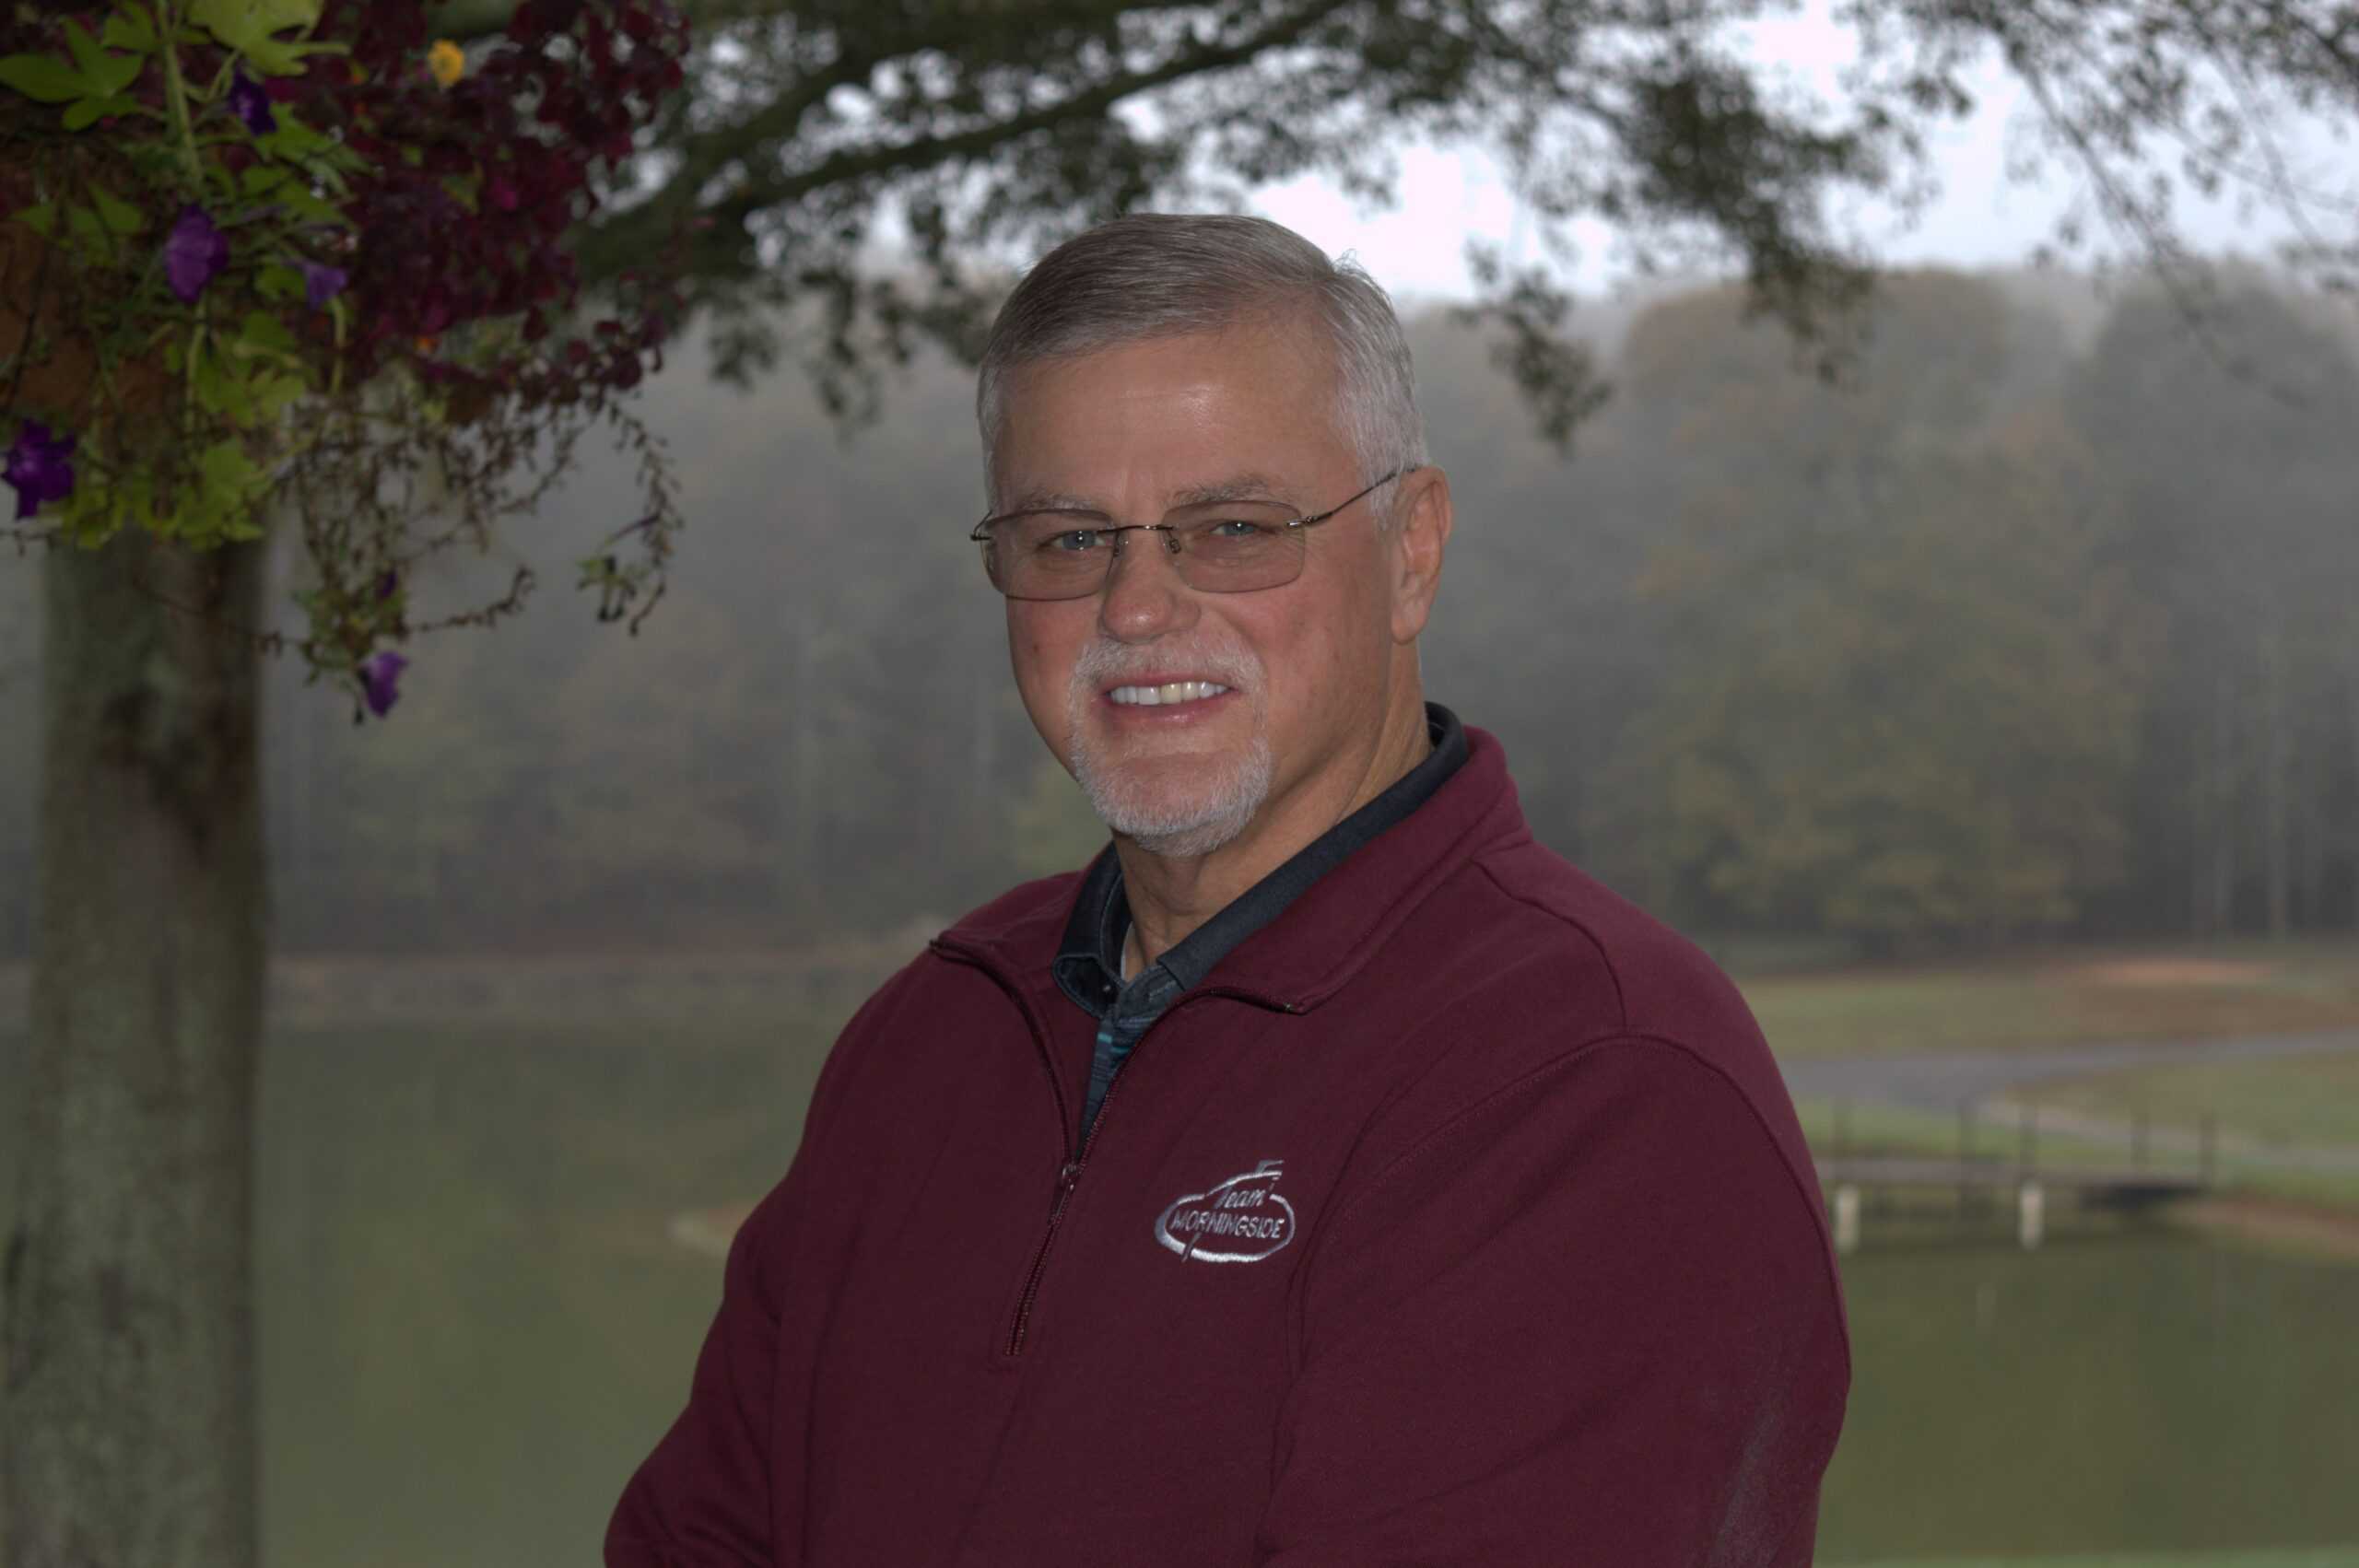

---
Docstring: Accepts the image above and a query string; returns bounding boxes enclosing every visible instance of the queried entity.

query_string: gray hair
[976,214,1426,519]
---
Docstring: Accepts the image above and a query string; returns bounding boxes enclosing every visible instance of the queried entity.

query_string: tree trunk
[2350,658,2359,931]
[2259,626,2292,938]
[2,530,267,1568]
[2205,668,2238,937]
[783,612,818,929]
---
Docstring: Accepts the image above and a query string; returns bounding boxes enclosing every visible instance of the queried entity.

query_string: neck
[1117,688,1431,971]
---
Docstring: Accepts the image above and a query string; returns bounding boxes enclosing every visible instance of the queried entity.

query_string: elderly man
[607,214,1848,1566]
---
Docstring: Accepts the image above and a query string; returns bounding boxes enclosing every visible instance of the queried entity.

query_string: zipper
[1005,1158,1083,1357]
[1001,1015,1153,1358]
[928,945,1298,1361]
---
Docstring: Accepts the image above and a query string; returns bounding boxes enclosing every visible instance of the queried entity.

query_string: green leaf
[258,115,328,157]
[190,342,251,420]
[235,34,304,75]
[102,7,159,53]
[237,310,300,356]
[192,0,323,41]
[255,263,303,302]
[207,453,271,538]
[62,93,139,130]
[58,482,124,549]
[0,53,86,103]
[240,164,292,197]
[273,185,345,224]
[190,0,322,76]
[14,202,58,238]
[61,19,105,81]
[90,186,146,234]
[252,370,309,419]
[64,205,109,249]
[86,50,143,98]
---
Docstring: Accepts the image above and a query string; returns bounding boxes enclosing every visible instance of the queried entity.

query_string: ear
[1387,465,1453,645]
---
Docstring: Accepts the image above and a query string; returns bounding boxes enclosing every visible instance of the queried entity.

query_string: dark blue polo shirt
[1050,704,1468,1155]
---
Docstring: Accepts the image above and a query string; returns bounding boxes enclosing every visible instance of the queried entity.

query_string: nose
[1097,527,1198,643]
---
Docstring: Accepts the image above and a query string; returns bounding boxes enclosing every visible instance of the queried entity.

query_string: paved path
[1780,1029,2359,1176]
[1778,1029,2359,1110]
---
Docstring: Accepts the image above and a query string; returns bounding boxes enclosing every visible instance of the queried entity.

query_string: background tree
[2065,283,2359,938]
[450,0,2359,409]
[1578,274,2153,947]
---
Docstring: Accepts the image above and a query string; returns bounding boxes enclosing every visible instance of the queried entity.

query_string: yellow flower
[426,40,464,87]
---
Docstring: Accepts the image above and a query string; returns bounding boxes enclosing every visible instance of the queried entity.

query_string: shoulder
[929,867,1089,958]
[800,868,1086,1114]
[1333,836,1817,1235]
[1461,835,1762,1052]
[1383,834,1775,1093]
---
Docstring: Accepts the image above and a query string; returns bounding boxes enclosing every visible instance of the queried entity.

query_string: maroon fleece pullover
[608,725,1849,1566]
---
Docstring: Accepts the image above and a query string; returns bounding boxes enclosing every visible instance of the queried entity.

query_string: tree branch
[576,0,1360,285]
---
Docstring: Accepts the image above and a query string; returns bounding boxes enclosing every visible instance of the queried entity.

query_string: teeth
[1109,681,1231,707]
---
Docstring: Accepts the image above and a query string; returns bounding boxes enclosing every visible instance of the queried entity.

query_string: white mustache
[1069,636,1262,696]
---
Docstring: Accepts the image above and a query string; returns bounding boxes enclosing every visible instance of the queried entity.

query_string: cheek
[1007,608,1079,740]
[1302,583,1391,732]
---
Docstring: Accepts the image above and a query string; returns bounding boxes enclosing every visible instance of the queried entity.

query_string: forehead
[996,472,1299,516]
[990,322,1351,507]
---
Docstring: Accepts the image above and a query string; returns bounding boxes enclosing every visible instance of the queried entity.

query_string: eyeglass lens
[981,503,1307,600]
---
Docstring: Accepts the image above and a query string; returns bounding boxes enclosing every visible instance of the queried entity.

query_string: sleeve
[603,968,910,1568]
[604,1176,801,1568]
[1253,1036,1849,1568]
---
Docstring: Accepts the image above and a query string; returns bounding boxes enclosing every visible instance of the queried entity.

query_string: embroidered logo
[1154,1158,1297,1264]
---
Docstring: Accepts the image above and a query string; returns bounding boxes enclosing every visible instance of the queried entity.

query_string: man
[607,214,1848,1566]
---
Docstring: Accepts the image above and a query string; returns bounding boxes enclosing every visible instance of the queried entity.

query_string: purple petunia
[4,419,77,521]
[300,259,348,310]
[227,68,276,135]
[164,205,229,304]
[374,568,399,602]
[358,650,409,718]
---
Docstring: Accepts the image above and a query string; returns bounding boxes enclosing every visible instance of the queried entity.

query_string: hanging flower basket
[2,228,176,427]
[0,0,691,720]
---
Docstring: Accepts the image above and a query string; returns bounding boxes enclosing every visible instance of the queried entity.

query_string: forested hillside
[2,270,2351,957]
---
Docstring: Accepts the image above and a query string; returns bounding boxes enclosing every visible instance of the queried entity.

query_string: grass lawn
[2030,1047,2359,1153]
[1743,940,2359,1060]
[1791,1093,2359,1211]
[1795,1095,2149,1174]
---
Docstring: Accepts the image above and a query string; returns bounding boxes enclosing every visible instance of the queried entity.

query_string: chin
[1071,735,1274,859]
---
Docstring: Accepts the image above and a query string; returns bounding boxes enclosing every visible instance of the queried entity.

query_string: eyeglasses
[968,467,1415,601]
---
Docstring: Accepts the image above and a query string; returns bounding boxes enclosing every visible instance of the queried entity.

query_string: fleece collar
[935,710,1529,1018]
[1050,704,1468,1016]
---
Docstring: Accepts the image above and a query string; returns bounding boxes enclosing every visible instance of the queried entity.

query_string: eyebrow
[993,473,1299,519]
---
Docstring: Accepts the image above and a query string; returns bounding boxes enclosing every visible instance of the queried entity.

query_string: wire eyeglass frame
[969,464,1417,601]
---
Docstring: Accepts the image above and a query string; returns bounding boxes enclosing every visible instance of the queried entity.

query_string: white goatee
[1064,637,1273,858]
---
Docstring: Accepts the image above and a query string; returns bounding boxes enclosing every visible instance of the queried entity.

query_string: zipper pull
[1054,1159,1083,1198]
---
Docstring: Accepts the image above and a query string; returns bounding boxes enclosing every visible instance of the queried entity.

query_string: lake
[4,1023,2357,1564]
